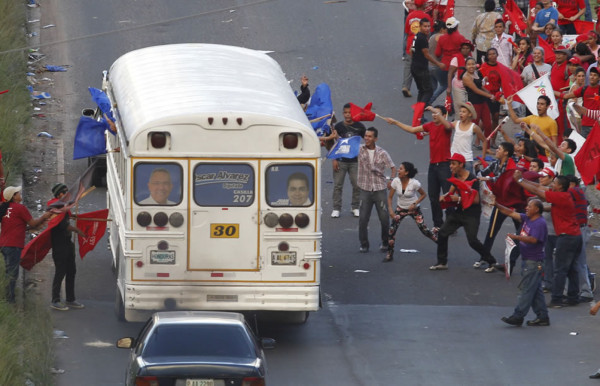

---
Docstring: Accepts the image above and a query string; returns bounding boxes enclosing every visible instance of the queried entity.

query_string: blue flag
[327,136,361,159]
[88,87,115,122]
[73,116,108,160]
[305,83,333,137]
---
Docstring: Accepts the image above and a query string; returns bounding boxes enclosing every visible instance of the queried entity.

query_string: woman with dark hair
[0,186,51,303]
[472,0,501,64]
[385,161,437,262]
[511,37,533,74]
[431,17,466,105]
[462,57,494,147]
[549,29,566,50]
[573,42,595,70]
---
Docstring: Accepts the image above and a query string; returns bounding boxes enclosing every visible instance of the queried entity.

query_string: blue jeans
[543,235,557,290]
[577,226,593,298]
[429,68,448,105]
[513,260,548,320]
[552,234,582,303]
[584,0,593,21]
[333,161,359,211]
[359,189,389,249]
[427,162,451,228]
[2,247,22,303]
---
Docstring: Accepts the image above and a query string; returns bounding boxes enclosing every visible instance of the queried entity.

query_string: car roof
[152,311,247,326]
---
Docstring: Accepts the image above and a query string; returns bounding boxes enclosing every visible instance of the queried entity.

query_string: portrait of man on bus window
[135,163,182,206]
[267,164,314,207]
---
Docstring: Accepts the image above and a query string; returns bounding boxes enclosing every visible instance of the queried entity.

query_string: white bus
[102,44,322,322]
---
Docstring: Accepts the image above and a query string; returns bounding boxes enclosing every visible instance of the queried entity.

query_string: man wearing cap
[513,170,581,308]
[561,66,600,138]
[431,153,497,270]
[47,183,86,311]
[536,167,558,292]
[551,48,572,142]
[507,95,558,145]
[432,17,465,105]
[0,187,51,303]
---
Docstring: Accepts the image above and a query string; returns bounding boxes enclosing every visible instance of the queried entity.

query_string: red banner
[537,38,556,64]
[20,213,66,271]
[503,0,527,37]
[575,122,600,185]
[349,102,376,122]
[76,209,109,259]
[573,20,595,34]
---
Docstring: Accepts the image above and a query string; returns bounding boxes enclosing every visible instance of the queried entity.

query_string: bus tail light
[295,213,310,228]
[278,213,294,228]
[264,212,279,227]
[242,377,265,386]
[149,132,168,149]
[169,212,184,227]
[153,212,168,227]
[135,376,159,386]
[303,262,310,270]
[137,211,152,227]
[282,133,298,149]
[136,261,144,268]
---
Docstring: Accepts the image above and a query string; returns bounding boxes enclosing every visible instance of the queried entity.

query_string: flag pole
[486,116,510,141]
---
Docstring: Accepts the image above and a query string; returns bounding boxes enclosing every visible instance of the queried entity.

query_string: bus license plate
[210,223,239,238]
[150,250,175,264]
[271,251,297,265]
[186,380,214,386]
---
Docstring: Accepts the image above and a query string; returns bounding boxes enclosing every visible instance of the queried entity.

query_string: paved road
[23,0,600,384]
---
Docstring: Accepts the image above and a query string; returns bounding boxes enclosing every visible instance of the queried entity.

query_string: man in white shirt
[491,19,513,67]
[140,168,176,205]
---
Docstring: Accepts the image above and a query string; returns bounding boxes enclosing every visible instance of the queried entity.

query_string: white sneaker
[352,209,360,217]
[331,210,340,218]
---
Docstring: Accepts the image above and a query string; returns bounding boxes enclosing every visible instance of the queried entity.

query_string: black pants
[428,162,451,227]
[436,209,495,266]
[483,206,521,273]
[52,241,77,303]
[411,66,433,104]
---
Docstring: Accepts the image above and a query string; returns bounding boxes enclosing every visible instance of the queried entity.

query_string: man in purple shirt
[495,198,550,327]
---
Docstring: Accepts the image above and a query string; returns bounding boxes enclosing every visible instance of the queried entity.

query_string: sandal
[383,252,393,263]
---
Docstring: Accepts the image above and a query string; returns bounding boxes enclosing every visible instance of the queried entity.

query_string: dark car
[116,311,276,386]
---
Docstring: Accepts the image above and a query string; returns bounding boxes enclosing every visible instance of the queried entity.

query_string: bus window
[134,163,183,206]
[266,164,314,207]
[193,164,254,207]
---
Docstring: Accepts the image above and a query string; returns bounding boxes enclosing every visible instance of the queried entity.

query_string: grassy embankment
[0,1,55,385]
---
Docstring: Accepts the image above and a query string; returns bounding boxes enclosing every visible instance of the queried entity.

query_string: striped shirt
[357,145,395,191]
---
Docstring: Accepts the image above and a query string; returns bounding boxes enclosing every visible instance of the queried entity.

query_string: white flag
[516,74,559,119]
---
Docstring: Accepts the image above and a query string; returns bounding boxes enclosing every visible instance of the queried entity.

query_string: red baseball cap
[539,167,556,178]
[568,56,582,65]
[448,153,466,164]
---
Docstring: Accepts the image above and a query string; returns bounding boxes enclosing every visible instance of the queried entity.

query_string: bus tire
[287,311,309,324]
[115,287,125,322]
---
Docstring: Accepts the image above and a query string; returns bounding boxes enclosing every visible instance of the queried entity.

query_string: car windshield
[143,324,256,359]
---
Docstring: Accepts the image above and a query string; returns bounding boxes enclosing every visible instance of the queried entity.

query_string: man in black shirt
[411,18,445,127]
[329,103,366,218]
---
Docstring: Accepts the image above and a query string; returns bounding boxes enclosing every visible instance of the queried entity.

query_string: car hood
[138,357,264,378]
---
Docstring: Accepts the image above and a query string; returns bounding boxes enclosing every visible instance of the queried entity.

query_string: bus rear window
[134,163,182,206]
[193,164,255,207]
[266,164,314,207]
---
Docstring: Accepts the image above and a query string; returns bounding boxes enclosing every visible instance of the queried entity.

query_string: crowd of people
[319,0,600,352]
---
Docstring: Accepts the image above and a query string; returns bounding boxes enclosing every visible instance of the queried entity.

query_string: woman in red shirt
[0,186,50,303]
[511,37,534,74]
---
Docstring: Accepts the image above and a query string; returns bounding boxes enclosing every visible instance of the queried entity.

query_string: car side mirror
[116,337,134,349]
[260,337,276,350]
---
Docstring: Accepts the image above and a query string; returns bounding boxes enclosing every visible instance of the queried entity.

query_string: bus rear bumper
[121,284,320,320]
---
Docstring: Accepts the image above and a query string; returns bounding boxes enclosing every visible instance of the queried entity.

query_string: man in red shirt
[556,0,585,35]
[383,105,453,228]
[0,186,51,303]
[562,67,600,138]
[550,48,571,143]
[514,171,582,308]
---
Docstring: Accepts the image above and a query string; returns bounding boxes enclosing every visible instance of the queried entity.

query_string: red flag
[444,94,453,115]
[573,20,595,34]
[575,122,600,185]
[447,177,477,209]
[349,102,376,122]
[537,38,556,64]
[76,209,109,259]
[20,213,66,271]
[503,0,527,37]
[480,61,524,101]
[443,0,455,20]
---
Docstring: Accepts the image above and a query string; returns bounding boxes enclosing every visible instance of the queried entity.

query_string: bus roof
[108,44,312,140]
